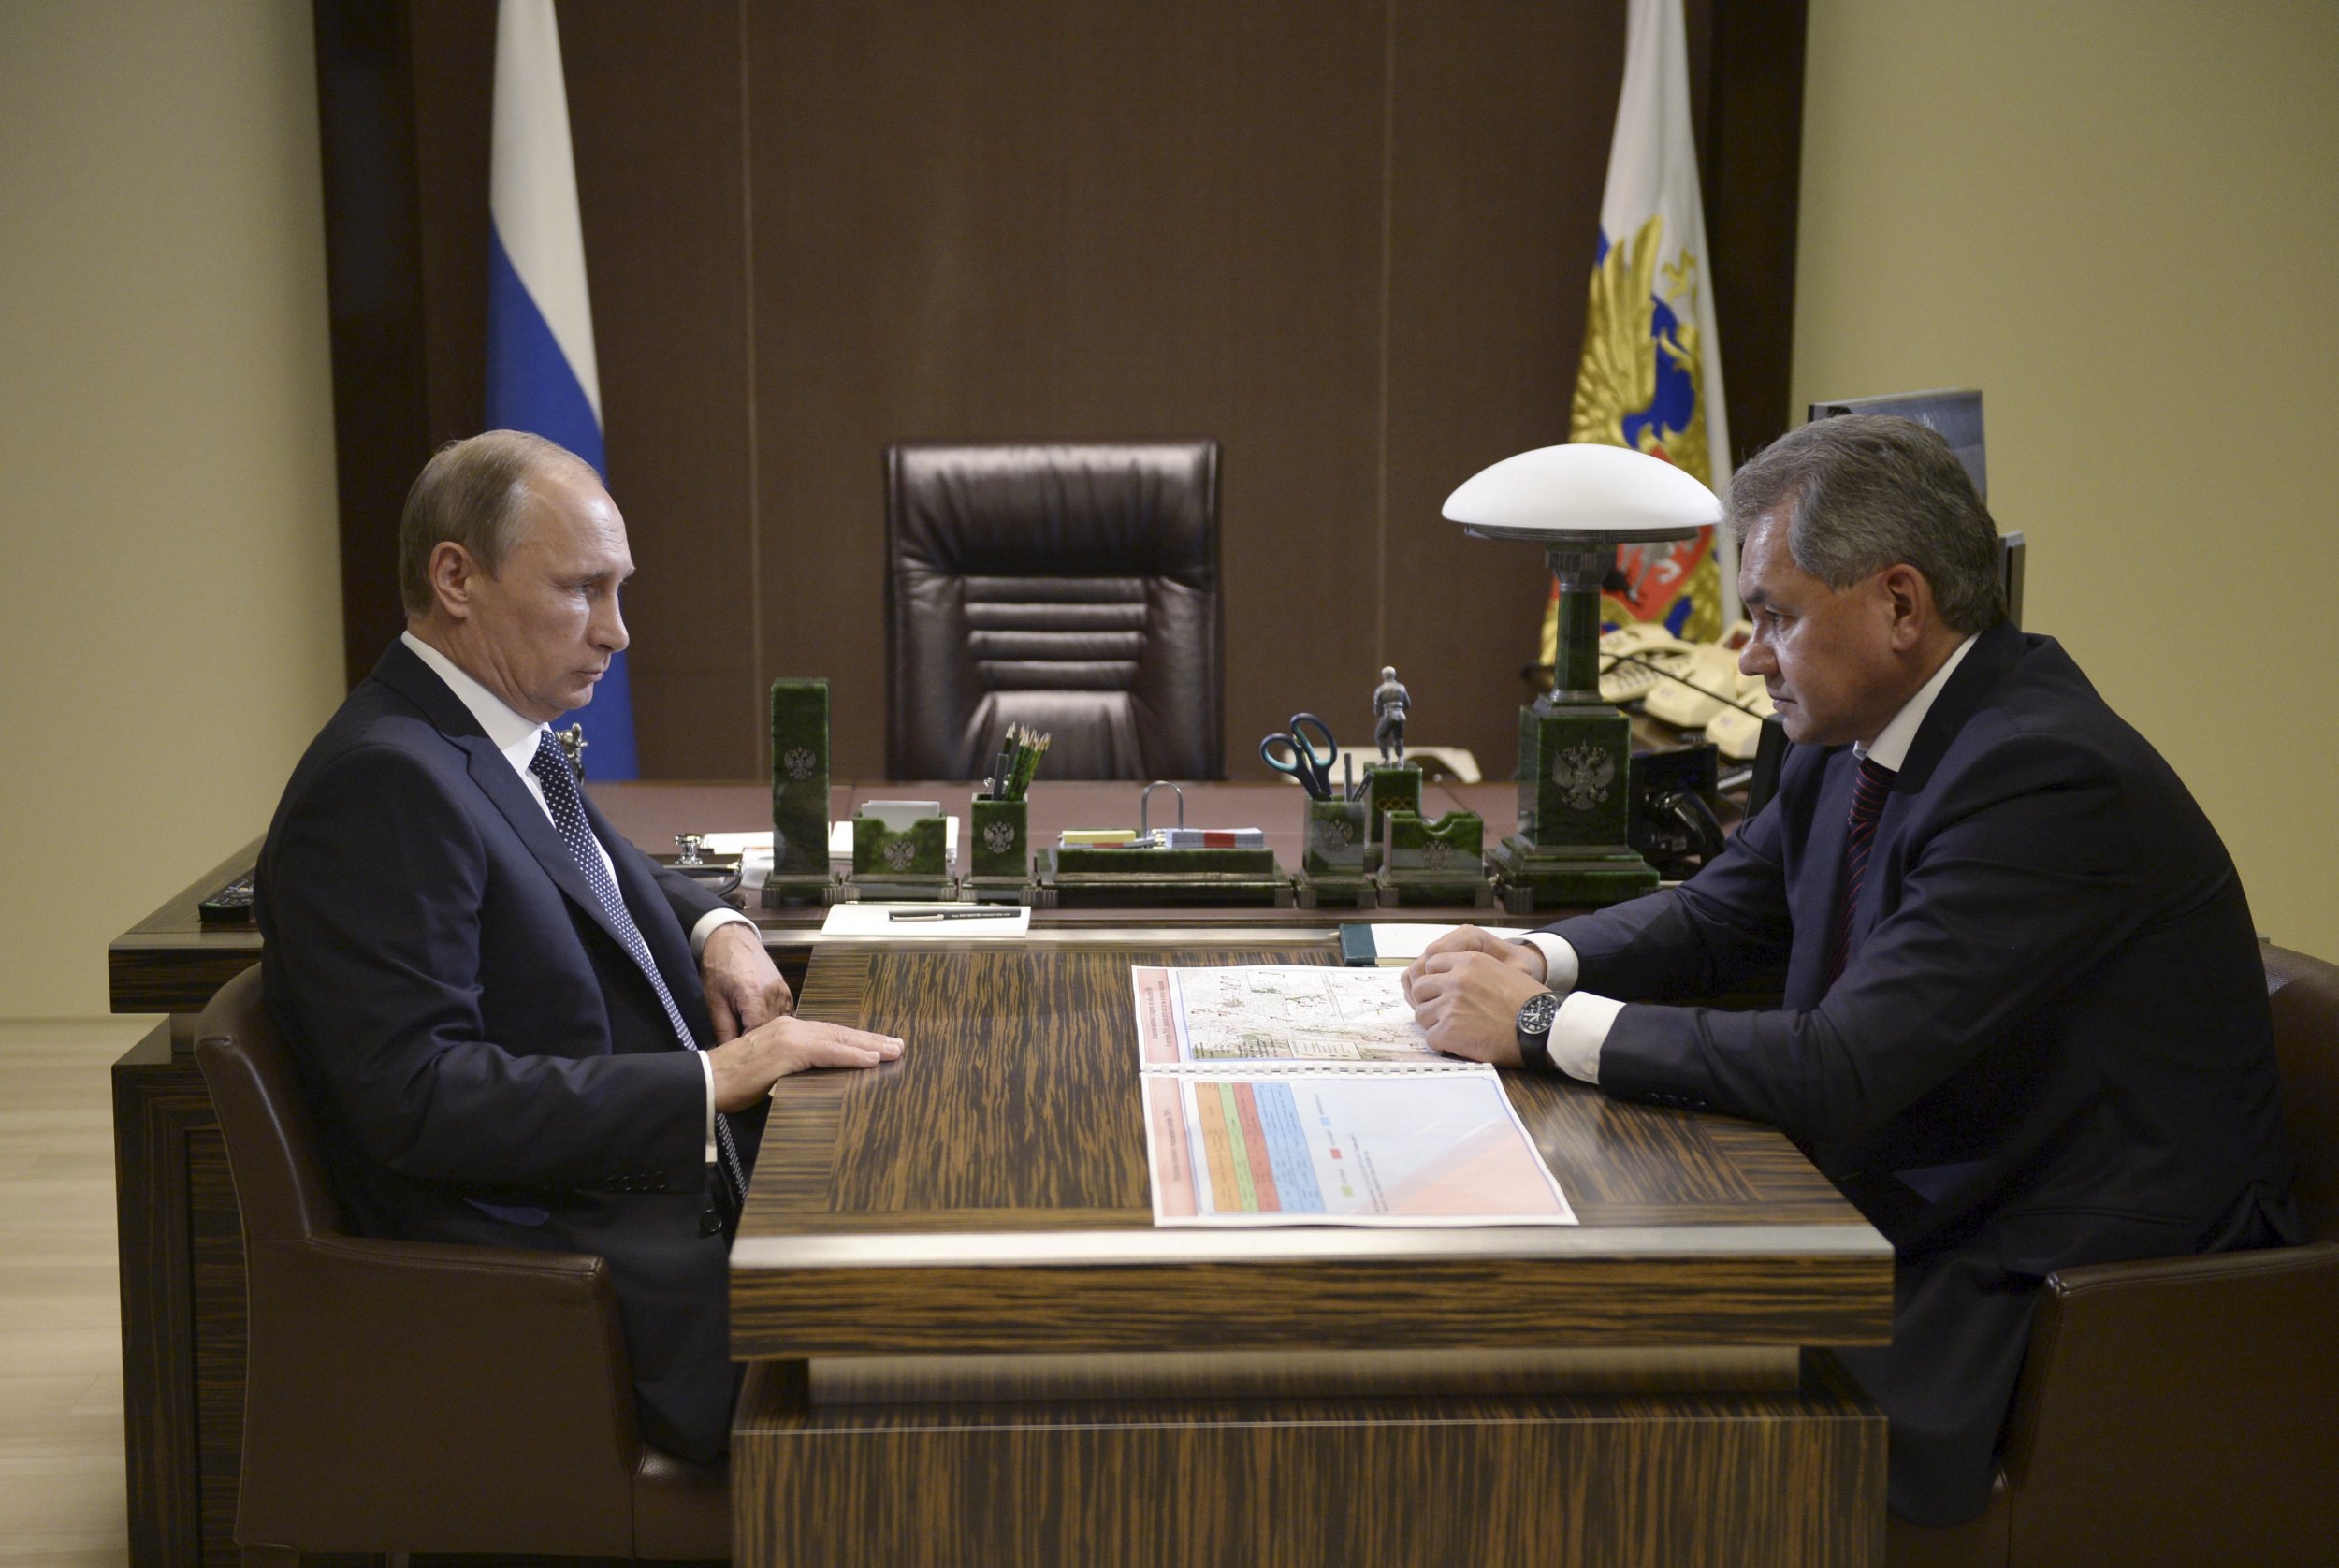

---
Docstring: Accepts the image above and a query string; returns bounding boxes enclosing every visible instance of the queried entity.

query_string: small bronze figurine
[1373,666,1410,763]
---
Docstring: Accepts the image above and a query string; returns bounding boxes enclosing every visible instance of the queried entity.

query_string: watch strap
[1516,991,1558,1075]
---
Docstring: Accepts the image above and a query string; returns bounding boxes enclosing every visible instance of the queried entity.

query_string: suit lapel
[1785,748,1857,1009]
[581,786,707,1026]
[372,639,661,968]
[1812,624,2026,984]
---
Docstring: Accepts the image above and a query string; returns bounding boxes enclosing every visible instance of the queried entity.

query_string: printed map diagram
[1170,965,1444,1066]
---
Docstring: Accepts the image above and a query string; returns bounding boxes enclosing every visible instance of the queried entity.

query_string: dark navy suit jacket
[1550,622,2298,1523]
[256,638,749,1464]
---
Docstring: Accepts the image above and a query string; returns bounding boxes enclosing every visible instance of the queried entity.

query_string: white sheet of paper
[820,902,1030,936]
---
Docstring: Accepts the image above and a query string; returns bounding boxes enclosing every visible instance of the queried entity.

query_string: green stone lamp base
[1497,693,1663,912]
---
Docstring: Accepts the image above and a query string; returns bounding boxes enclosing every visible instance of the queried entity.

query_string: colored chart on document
[1131,965,1577,1228]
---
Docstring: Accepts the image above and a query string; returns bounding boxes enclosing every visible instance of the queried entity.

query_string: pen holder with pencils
[1293,796,1374,909]
[965,797,1035,904]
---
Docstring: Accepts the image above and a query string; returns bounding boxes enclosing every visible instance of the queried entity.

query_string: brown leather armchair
[885,441,1222,780]
[193,965,729,1562]
[1894,940,2339,1568]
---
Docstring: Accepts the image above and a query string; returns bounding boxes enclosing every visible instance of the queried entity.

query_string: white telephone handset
[1598,624,1697,704]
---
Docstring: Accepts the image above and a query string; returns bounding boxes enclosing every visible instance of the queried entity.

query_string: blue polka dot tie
[1828,754,1897,987]
[530,731,748,1214]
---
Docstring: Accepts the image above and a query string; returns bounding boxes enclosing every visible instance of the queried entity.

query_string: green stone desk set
[1032,781,1292,908]
[1442,442,1724,913]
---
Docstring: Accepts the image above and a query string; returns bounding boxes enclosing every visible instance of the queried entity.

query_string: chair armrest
[1998,1241,2339,1566]
[238,1232,646,1555]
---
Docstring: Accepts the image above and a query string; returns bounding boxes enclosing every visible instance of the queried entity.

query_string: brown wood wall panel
[1382,0,1633,771]
[350,0,1803,780]
[747,0,1387,780]
[563,3,763,777]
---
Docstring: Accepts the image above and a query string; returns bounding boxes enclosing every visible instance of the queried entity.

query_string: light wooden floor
[0,1017,144,1567]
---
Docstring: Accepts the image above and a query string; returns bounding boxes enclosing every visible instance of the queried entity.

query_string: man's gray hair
[397,430,597,616]
[1727,414,2006,632]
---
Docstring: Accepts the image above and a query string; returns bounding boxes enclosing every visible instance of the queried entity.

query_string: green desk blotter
[843,816,957,903]
[1031,844,1293,908]
[1374,809,1494,907]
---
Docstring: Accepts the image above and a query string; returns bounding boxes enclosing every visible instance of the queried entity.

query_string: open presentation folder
[1132,965,1576,1228]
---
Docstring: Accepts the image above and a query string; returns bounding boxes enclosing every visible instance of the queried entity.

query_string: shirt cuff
[1548,992,1624,1084]
[1518,933,1581,993]
[690,906,756,959]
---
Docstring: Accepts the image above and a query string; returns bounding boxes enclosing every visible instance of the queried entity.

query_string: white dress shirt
[401,632,748,1148]
[1518,632,1981,1083]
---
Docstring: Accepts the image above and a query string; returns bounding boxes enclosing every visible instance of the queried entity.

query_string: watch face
[1517,992,1560,1036]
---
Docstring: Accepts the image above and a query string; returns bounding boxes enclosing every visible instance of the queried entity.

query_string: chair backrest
[195,964,343,1247]
[2264,941,2339,1239]
[885,441,1223,781]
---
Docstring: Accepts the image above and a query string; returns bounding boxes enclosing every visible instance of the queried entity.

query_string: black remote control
[199,871,257,926]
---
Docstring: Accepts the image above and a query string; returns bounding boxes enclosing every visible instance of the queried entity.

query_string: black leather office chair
[194,965,729,1562]
[1891,940,2339,1568]
[885,441,1223,780]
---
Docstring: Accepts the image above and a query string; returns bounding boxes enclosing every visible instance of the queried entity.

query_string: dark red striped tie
[1828,755,1897,986]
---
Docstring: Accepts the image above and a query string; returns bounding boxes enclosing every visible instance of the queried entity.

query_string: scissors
[1257,711,1338,799]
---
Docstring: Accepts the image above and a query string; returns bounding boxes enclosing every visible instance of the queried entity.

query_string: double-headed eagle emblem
[1553,745,1616,812]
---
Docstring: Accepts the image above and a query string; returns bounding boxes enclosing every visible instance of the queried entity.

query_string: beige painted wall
[0,2,342,1019]
[1794,0,2339,960]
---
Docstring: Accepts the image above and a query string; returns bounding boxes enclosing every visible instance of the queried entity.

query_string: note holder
[840,804,957,903]
[1374,808,1494,907]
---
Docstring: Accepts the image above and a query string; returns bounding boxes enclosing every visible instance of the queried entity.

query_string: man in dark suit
[258,430,902,1467]
[1403,415,2299,1528]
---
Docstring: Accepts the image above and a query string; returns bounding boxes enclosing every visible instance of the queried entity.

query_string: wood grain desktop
[731,942,1892,1566]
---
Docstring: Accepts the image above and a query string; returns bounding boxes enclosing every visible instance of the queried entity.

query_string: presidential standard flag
[487,0,638,777]
[1542,0,1734,663]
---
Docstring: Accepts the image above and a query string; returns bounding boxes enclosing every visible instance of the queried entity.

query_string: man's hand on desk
[700,920,796,1041]
[1402,927,1549,1067]
[706,1016,905,1112]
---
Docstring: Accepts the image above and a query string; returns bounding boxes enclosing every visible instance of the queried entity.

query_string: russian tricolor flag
[487,0,638,777]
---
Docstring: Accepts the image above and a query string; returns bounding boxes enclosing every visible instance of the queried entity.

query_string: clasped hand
[1401,925,1551,1067]
[698,922,903,1111]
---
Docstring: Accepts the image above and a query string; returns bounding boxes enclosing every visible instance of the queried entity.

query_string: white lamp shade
[1442,443,1721,542]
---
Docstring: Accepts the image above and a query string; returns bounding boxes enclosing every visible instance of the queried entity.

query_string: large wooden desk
[108,780,1871,1566]
[729,942,1890,1566]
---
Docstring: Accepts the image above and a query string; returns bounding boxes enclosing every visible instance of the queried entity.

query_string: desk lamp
[1444,443,1722,909]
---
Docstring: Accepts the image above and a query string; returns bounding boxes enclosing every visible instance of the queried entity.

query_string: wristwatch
[1514,990,1561,1074]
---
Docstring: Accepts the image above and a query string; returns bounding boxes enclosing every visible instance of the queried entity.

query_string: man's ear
[427,540,484,622]
[1879,563,1934,652]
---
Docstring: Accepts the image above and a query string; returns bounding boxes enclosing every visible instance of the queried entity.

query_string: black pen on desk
[888,908,1013,922]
